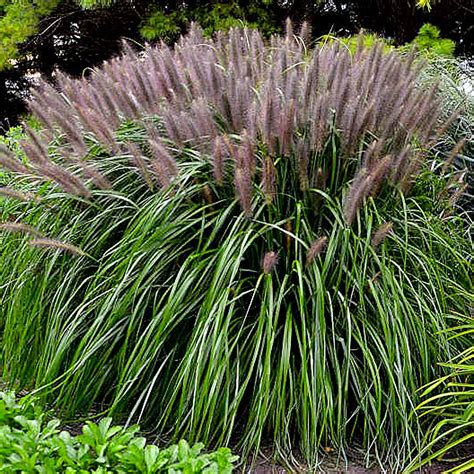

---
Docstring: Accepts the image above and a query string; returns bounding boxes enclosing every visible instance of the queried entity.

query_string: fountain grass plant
[0,23,472,470]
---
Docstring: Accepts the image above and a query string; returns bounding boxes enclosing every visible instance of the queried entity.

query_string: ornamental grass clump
[0,24,472,470]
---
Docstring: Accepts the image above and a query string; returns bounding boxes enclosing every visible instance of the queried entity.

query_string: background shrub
[412,23,456,56]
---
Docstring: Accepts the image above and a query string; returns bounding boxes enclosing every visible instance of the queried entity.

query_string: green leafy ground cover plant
[0,391,237,473]
[0,24,472,470]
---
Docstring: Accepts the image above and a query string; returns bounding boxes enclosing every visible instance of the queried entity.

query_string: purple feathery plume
[262,251,279,274]
[28,238,86,256]
[18,22,453,215]
[306,236,328,266]
[0,222,44,237]
[148,133,178,188]
[0,144,30,175]
[124,143,154,190]
[371,222,394,248]
[213,135,227,185]
[262,155,277,202]
[0,187,40,202]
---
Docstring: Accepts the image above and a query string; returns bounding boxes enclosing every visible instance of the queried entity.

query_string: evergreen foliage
[140,2,280,42]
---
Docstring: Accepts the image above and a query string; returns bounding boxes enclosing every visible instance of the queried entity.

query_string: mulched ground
[239,440,474,473]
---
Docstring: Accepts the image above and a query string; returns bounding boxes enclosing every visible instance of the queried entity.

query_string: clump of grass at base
[0,23,472,471]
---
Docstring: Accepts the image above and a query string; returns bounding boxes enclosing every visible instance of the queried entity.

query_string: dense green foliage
[0,391,237,473]
[0,26,472,470]
[0,125,26,157]
[413,23,456,56]
[140,2,280,42]
[329,23,456,56]
[0,0,61,70]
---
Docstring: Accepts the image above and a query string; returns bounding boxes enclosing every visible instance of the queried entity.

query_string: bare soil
[239,441,474,473]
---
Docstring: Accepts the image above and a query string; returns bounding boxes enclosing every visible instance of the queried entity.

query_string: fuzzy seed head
[0,222,44,237]
[306,236,328,266]
[371,222,394,248]
[28,238,85,256]
[263,251,279,274]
